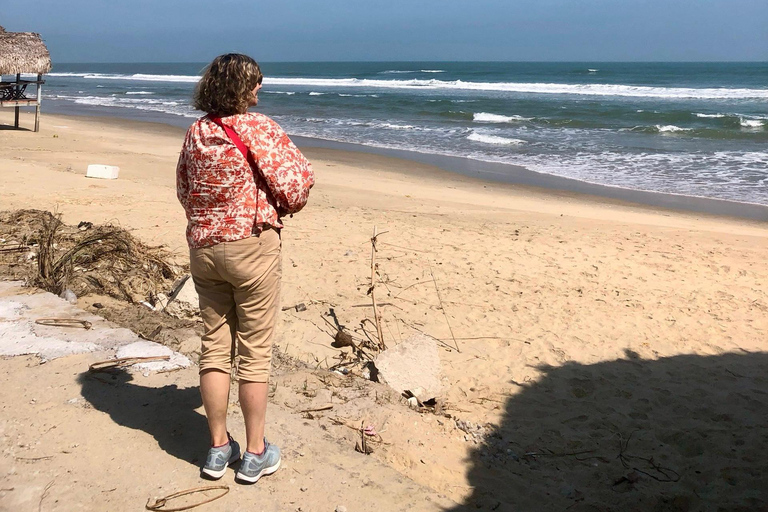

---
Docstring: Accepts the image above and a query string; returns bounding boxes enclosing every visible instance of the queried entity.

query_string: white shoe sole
[202,451,241,479]
[235,458,281,483]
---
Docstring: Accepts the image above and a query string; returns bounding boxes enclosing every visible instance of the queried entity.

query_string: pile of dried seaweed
[0,209,182,303]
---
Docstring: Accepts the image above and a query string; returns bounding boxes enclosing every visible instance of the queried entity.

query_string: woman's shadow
[78,369,210,465]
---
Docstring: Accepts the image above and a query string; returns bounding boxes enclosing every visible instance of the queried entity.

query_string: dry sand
[1,110,767,511]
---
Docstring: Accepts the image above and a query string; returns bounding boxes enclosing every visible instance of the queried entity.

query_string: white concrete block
[86,164,120,179]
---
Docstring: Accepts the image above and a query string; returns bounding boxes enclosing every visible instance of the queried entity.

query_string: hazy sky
[3,0,767,62]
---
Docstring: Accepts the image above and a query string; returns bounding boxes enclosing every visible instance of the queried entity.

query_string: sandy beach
[1,110,767,510]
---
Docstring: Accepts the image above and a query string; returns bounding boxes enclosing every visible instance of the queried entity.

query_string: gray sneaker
[202,434,241,479]
[235,439,281,483]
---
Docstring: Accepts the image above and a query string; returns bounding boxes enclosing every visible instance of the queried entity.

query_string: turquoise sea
[40,62,768,205]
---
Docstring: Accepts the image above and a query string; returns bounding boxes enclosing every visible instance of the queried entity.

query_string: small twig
[146,485,229,511]
[351,302,394,308]
[0,245,29,253]
[393,280,432,299]
[15,455,54,462]
[35,318,93,330]
[430,265,460,352]
[616,430,680,483]
[370,226,386,350]
[397,319,457,352]
[299,405,334,413]
[38,480,54,512]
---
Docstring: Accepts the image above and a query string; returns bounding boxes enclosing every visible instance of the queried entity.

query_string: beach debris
[335,506,348,512]
[89,355,170,372]
[85,164,119,180]
[92,302,104,309]
[140,300,156,311]
[369,226,386,350]
[115,341,191,373]
[374,333,442,402]
[281,302,307,312]
[77,221,93,231]
[164,275,200,318]
[355,420,374,455]
[0,244,29,254]
[145,485,229,512]
[0,210,179,304]
[59,288,77,304]
[35,317,92,330]
[332,328,355,348]
[299,404,334,414]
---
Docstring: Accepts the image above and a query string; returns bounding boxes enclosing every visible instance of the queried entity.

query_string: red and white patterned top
[176,113,314,248]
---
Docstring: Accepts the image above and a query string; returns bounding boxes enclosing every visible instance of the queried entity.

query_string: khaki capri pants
[189,228,281,383]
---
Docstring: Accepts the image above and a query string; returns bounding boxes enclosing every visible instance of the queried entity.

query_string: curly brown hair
[193,54,263,116]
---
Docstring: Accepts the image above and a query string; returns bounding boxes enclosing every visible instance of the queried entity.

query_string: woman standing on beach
[176,54,314,483]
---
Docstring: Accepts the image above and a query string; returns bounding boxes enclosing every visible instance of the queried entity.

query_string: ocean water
[41,62,768,205]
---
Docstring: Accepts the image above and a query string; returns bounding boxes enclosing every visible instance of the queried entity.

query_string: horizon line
[50,59,768,65]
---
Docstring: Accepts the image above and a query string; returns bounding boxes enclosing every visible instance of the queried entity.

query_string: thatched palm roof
[0,29,52,75]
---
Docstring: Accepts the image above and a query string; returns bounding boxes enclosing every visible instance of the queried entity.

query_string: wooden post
[14,74,20,129]
[34,74,41,132]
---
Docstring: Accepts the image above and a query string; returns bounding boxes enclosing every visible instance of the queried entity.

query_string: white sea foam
[48,72,768,99]
[266,78,768,99]
[656,125,692,133]
[52,94,197,118]
[263,91,296,95]
[420,70,445,73]
[467,132,526,145]
[308,92,325,96]
[695,113,727,118]
[473,112,533,123]
[126,91,154,95]
[588,69,599,73]
[377,123,418,130]
[740,118,765,128]
[49,72,200,83]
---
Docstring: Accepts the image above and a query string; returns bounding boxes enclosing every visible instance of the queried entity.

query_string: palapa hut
[0,25,52,131]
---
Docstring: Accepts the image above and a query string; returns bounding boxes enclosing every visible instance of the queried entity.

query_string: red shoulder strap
[208,116,255,167]
[207,115,280,211]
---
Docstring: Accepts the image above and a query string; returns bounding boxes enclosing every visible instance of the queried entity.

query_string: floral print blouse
[176,112,314,249]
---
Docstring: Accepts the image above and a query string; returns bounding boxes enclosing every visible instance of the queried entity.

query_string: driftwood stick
[300,405,334,413]
[430,266,460,353]
[370,226,386,351]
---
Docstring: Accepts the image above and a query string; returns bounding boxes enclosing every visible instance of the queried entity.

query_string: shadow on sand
[449,351,768,512]
[78,369,209,466]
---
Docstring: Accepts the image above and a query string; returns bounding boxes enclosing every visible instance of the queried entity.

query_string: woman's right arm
[176,131,192,209]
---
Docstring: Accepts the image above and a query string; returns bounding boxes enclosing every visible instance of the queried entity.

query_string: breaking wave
[47,73,768,99]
